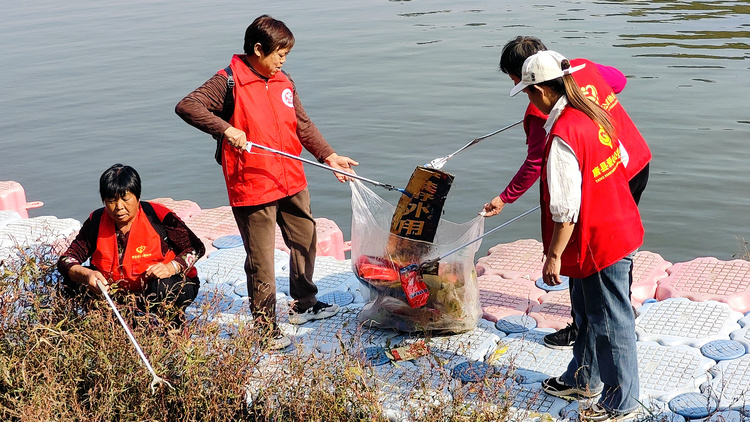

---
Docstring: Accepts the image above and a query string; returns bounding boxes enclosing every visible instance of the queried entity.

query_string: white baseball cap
[509,50,586,97]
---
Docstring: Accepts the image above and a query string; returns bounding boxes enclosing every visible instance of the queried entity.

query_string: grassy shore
[0,244,528,422]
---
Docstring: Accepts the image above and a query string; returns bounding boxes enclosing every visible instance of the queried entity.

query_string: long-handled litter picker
[96,280,174,395]
[401,205,541,274]
[245,142,410,197]
[424,120,523,170]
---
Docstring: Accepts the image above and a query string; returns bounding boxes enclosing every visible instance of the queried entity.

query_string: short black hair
[243,15,295,56]
[499,36,547,79]
[99,164,141,201]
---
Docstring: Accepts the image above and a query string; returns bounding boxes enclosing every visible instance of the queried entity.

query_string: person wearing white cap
[510,50,643,421]
[485,36,652,354]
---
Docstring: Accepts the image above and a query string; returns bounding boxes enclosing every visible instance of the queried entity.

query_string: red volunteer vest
[570,58,650,178]
[524,59,651,179]
[541,107,643,278]
[91,202,176,291]
[219,54,307,207]
[523,102,548,137]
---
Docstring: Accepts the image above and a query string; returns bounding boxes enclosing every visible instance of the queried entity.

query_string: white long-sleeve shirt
[544,97,629,224]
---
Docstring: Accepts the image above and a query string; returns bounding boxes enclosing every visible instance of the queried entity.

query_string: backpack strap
[88,208,106,249]
[214,65,235,164]
[140,201,168,241]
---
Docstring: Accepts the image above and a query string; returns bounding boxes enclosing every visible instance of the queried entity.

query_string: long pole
[411,205,540,271]
[425,120,523,169]
[96,280,174,394]
[245,143,410,197]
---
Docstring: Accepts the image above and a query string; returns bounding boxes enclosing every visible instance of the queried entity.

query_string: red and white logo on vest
[282,88,294,108]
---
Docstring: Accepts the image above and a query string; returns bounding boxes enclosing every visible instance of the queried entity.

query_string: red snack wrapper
[356,255,400,281]
[400,267,429,308]
[386,339,430,361]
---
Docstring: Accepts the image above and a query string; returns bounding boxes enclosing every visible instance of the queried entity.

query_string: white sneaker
[578,403,637,422]
[269,333,291,350]
[288,301,340,325]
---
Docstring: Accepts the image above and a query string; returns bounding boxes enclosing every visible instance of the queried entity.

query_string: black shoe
[288,301,340,325]
[544,322,578,349]
[542,376,602,399]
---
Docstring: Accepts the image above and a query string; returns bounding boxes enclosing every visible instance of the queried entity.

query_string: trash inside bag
[350,180,484,333]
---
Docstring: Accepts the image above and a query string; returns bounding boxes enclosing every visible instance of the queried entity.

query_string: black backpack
[213,66,235,165]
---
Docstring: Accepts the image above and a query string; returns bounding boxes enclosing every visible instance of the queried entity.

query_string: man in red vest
[483,36,650,350]
[176,15,358,350]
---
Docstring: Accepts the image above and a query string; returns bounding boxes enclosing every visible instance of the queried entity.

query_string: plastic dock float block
[0,216,81,252]
[495,314,537,334]
[0,181,43,219]
[730,313,750,353]
[184,206,239,240]
[196,247,289,288]
[488,329,572,384]
[190,283,242,313]
[426,319,502,362]
[535,275,569,292]
[276,256,355,296]
[0,210,22,229]
[528,289,573,330]
[211,234,243,249]
[314,217,347,260]
[274,217,348,260]
[505,383,569,421]
[477,274,543,322]
[295,304,366,353]
[631,250,671,304]
[148,197,201,221]
[637,341,714,401]
[707,354,750,409]
[635,298,743,347]
[194,247,248,286]
[475,238,545,279]
[656,257,750,313]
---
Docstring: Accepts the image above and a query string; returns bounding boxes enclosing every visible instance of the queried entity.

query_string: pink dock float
[149,197,202,221]
[631,250,671,305]
[475,238,545,280]
[183,206,239,240]
[528,290,573,330]
[131,197,351,261]
[656,257,750,313]
[0,181,43,219]
[477,274,542,322]
[272,216,349,260]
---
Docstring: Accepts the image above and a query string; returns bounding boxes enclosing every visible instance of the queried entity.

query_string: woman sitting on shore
[57,163,204,327]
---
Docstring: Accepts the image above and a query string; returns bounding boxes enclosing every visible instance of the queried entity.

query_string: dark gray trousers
[232,188,318,334]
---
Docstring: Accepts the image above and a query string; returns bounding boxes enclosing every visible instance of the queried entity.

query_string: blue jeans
[561,256,640,414]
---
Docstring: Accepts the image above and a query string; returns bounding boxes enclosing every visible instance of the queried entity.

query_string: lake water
[2,0,749,264]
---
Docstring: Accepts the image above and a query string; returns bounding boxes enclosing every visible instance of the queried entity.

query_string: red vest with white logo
[570,58,650,178]
[524,59,651,180]
[541,107,643,278]
[91,202,176,291]
[220,54,307,206]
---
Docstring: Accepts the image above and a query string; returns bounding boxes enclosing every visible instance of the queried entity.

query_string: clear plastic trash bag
[349,180,484,333]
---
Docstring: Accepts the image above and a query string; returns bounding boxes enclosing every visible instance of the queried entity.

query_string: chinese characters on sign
[390,166,454,243]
